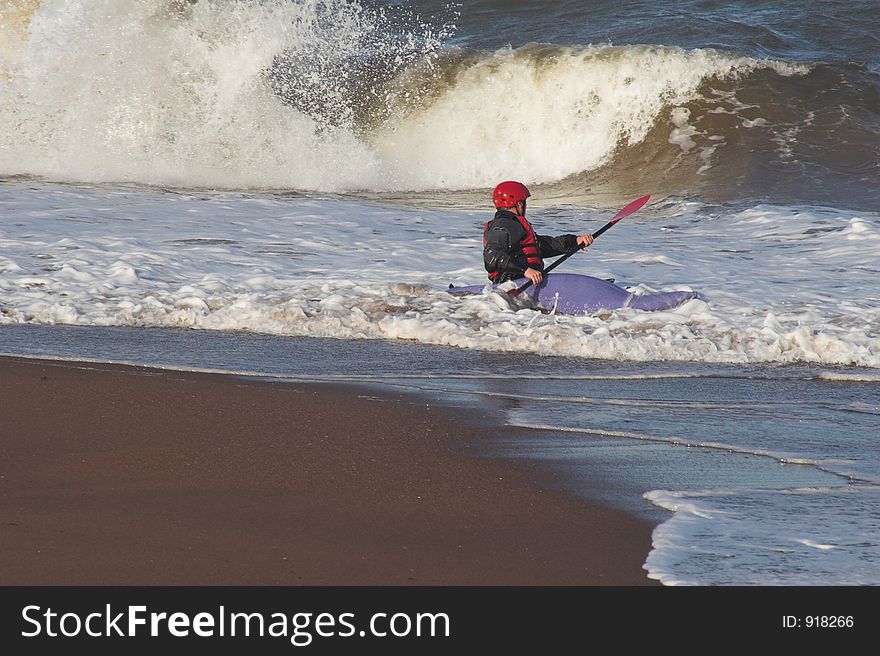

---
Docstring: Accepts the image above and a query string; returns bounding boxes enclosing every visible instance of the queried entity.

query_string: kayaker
[483,181,593,284]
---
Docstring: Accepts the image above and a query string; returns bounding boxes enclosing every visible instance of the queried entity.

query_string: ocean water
[1,0,879,585]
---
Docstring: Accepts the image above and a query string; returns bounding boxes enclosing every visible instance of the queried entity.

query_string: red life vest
[483,212,543,280]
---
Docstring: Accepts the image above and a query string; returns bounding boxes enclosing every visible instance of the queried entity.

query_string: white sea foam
[1,185,879,369]
[819,372,880,382]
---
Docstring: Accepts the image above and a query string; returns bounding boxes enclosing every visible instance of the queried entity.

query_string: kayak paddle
[508,194,651,297]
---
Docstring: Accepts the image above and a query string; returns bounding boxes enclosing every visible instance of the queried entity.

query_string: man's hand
[577,234,594,249]
[524,268,543,285]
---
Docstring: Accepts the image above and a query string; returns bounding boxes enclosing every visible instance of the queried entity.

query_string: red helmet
[493,181,530,209]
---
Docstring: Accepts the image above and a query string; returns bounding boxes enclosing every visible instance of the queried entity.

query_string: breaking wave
[1,1,878,208]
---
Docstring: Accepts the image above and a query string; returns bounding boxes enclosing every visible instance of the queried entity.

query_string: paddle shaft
[508,195,650,297]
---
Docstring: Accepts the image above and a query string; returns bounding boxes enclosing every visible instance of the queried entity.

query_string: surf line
[510,421,873,485]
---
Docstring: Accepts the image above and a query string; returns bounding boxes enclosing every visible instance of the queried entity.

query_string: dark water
[428,0,880,65]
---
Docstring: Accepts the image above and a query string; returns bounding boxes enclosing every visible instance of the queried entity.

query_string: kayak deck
[448,273,698,315]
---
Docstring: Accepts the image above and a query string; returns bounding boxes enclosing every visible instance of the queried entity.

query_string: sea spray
[0,0,453,188]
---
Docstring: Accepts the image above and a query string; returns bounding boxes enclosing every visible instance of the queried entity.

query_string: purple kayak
[448,272,698,315]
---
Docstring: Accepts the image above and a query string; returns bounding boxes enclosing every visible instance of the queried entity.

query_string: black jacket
[483,209,579,282]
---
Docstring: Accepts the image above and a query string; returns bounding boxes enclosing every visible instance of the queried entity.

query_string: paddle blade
[590,195,651,240]
[610,194,651,224]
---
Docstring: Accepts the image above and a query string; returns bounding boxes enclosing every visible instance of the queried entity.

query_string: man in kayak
[483,181,593,284]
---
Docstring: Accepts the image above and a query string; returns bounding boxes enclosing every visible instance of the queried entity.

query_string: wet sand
[0,356,657,585]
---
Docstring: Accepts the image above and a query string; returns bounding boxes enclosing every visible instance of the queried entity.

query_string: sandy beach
[0,355,657,586]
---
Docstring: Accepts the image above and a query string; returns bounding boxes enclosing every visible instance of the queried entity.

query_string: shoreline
[0,355,658,586]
